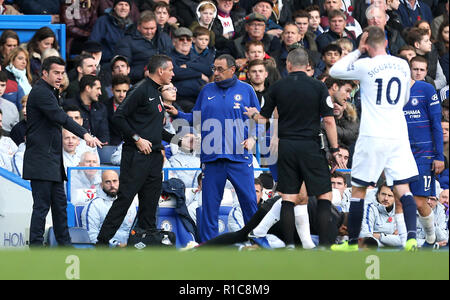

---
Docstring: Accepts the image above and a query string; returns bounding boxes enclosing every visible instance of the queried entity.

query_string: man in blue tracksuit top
[165,54,262,242]
[403,78,445,246]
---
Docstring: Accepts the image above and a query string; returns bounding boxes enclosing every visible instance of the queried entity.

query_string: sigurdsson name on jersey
[367,62,408,78]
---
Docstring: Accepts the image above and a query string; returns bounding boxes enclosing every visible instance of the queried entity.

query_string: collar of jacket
[38,78,60,98]
[145,77,162,90]
[96,187,118,202]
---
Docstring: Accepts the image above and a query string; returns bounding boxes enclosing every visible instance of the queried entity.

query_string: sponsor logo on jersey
[233,102,241,109]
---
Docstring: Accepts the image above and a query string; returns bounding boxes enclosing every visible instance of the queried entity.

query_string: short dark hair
[410,55,428,68]
[147,54,172,74]
[111,74,131,87]
[331,171,346,184]
[138,10,157,25]
[216,54,236,68]
[0,71,8,83]
[41,56,66,74]
[193,26,211,38]
[75,54,95,70]
[328,9,347,20]
[324,77,355,89]
[248,59,266,71]
[293,10,310,20]
[254,178,263,189]
[79,75,100,92]
[322,43,342,56]
[63,105,82,114]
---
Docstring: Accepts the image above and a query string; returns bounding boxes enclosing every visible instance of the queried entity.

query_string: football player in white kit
[329,26,419,251]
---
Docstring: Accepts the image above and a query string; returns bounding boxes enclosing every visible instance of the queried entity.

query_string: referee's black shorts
[277,138,332,196]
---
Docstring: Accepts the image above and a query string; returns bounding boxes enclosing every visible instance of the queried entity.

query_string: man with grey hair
[364,4,406,56]
[245,47,342,248]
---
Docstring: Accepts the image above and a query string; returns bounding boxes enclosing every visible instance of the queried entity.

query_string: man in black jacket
[96,54,179,246]
[23,56,103,247]
[63,75,110,144]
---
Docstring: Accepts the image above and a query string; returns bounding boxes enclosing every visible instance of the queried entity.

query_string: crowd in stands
[0,0,449,248]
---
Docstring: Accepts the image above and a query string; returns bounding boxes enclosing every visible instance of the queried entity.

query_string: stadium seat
[157,207,195,248]
[74,205,85,228]
[47,227,94,248]
[97,145,118,165]
[66,201,75,228]
[195,206,232,236]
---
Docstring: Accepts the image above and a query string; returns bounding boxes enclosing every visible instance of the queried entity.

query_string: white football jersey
[330,50,411,139]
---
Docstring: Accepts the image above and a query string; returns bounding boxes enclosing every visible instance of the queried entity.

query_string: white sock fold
[252,199,282,237]
[419,211,436,244]
[294,204,316,249]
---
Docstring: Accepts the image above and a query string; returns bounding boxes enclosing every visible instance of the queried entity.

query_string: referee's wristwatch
[132,134,141,142]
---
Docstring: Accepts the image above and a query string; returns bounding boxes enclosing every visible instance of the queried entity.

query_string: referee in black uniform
[245,48,342,247]
[96,55,178,246]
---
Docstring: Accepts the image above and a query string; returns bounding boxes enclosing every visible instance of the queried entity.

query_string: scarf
[215,75,237,90]
[6,64,32,94]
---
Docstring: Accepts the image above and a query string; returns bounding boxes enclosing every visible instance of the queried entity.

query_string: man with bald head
[82,170,137,247]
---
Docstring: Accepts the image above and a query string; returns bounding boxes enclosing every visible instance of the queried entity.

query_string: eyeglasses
[212,66,234,73]
[161,86,177,92]
[177,37,192,42]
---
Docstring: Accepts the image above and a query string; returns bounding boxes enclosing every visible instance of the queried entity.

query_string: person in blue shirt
[164,54,262,242]
[397,0,434,28]
[403,69,445,246]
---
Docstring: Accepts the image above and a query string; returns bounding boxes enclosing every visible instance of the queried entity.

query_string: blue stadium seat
[196,206,232,236]
[97,145,118,165]
[47,227,94,248]
[74,205,85,228]
[66,201,75,228]
[0,16,66,59]
[157,207,195,248]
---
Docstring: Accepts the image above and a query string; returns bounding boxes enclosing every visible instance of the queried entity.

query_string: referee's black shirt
[260,71,333,140]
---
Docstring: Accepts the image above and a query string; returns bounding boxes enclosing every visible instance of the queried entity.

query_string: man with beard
[82,170,137,247]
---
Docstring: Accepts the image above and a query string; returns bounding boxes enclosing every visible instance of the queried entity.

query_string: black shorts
[277,139,332,196]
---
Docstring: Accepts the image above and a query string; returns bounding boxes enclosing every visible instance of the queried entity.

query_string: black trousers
[29,180,71,247]
[96,148,164,245]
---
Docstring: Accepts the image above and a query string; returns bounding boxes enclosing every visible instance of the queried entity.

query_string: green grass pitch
[0,248,448,280]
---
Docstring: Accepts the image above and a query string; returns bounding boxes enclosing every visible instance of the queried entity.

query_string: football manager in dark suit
[23,56,103,247]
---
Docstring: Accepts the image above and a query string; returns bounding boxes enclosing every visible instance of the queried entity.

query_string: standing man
[23,56,103,247]
[96,54,176,246]
[329,26,420,252]
[402,66,445,246]
[244,48,342,247]
[165,54,261,242]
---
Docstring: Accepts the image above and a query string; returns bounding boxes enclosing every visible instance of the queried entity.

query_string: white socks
[294,204,316,249]
[419,211,436,244]
[252,199,282,237]
[395,213,407,247]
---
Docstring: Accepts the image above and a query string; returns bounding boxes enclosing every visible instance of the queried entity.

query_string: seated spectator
[191,26,216,72]
[14,0,61,17]
[252,0,283,38]
[335,37,354,57]
[154,1,178,36]
[360,182,403,248]
[305,5,324,37]
[0,30,19,66]
[9,95,27,146]
[170,27,212,112]
[397,0,433,28]
[98,0,141,24]
[431,1,448,41]
[71,151,102,192]
[65,54,97,95]
[64,105,100,163]
[64,75,110,144]
[236,40,268,81]
[229,13,281,61]
[4,47,33,95]
[103,55,131,97]
[189,1,217,48]
[316,9,357,54]
[26,27,60,82]
[161,82,180,135]
[246,59,269,105]
[398,44,418,61]
[330,171,349,210]
[324,77,359,150]
[0,72,19,134]
[82,169,137,247]
[407,27,447,89]
[62,129,81,171]
[0,0,21,15]
[105,74,130,146]
[442,97,449,121]
[417,195,449,247]
[386,0,405,35]
[435,18,449,61]
[115,10,173,84]
[293,10,319,52]
[211,0,245,54]
[439,188,449,220]
[365,4,406,56]
[60,0,99,57]
[90,0,134,65]
[317,43,342,80]
[0,108,17,156]
[163,132,201,188]
[337,145,350,169]
[320,0,362,38]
